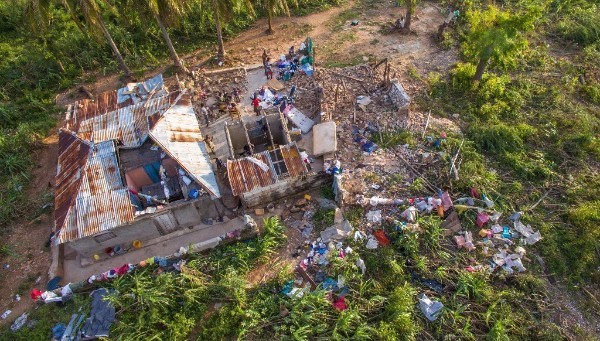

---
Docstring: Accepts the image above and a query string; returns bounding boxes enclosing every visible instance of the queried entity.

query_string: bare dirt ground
[0,134,57,325]
[2,0,598,336]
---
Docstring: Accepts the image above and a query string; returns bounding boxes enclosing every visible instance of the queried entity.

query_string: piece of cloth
[356,258,366,275]
[10,313,27,332]
[418,294,444,321]
[365,236,378,249]
[401,206,418,222]
[52,323,66,339]
[46,276,61,291]
[333,296,348,311]
[366,210,382,223]
[373,230,391,246]
[30,289,43,300]
[476,212,490,228]
[81,288,116,338]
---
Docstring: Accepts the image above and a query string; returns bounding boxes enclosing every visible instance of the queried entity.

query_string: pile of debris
[180,67,249,121]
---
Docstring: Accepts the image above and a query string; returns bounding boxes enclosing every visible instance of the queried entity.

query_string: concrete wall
[226,122,248,153]
[69,196,222,257]
[266,114,287,145]
[241,172,332,208]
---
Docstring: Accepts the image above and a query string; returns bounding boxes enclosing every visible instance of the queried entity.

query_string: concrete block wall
[68,196,223,257]
[241,172,332,208]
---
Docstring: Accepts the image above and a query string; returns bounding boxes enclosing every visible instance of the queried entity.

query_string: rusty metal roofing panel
[227,144,309,196]
[73,189,135,241]
[65,74,167,145]
[78,141,123,197]
[280,144,307,178]
[227,153,276,197]
[57,140,134,243]
[149,91,221,198]
[54,130,91,233]
[71,92,172,148]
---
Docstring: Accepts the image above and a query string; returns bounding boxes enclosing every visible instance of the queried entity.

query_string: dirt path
[0,134,57,326]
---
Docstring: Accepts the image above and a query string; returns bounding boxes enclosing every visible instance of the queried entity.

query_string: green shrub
[468,123,535,153]
[556,5,600,48]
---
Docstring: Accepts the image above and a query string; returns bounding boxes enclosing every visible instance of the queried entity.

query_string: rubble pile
[181,68,249,120]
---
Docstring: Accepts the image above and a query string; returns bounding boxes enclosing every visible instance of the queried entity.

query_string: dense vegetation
[1,0,599,339]
[421,0,600,283]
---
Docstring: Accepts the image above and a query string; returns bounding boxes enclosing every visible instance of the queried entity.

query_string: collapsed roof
[55,75,220,243]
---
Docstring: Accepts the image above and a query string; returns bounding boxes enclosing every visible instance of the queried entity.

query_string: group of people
[198,88,242,127]
[262,41,311,83]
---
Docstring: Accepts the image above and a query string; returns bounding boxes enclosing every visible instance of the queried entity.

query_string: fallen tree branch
[330,71,370,94]
[527,190,551,211]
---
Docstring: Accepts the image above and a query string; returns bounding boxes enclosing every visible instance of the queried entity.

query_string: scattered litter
[418,294,444,321]
[1,310,12,319]
[373,230,391,246]
[509,211,523,221]
[354,230,366,241]
[513,221,542,245]
[356,258,366,274]
[476,212,490,228]
[367,196,404,206]
[421,279,443,293]
[401,206,418,222]
[366,210,382,223]
[333,296,348,311]
[10,313,28,332]
[482,194,494,208]
[365,235,379,249]
[492,249,526,274]
[52,323,66,339]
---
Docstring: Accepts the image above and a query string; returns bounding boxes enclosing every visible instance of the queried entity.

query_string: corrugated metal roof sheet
[280,144,307,178]
[74,95,172,148]
[149,91,221,198]
[54,131,91,234]
[227,153,276,196]
[227,144,308,197]
[58,141,134,243]
[65,74,166,145]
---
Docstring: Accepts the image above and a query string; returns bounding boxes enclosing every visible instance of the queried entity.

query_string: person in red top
[252,96,261,115]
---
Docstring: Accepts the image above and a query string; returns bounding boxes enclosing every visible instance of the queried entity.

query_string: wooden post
[334,84,340,112]
[422,110,431,139]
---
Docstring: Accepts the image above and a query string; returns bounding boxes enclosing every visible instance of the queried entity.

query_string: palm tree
[199,0,255,60]
[128,0,190,73]
[62,0,132,76]
[23,0,52,35]
[262,0,297,34]
[402,0,413,34]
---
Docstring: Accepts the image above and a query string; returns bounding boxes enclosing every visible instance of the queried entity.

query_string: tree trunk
[98,17,132,76]
[437,22,447,41]
[402,0,413,34]
[473,54,489,83]
[212,0,225,60]
[266,10,273,34]
[155,15,190,74]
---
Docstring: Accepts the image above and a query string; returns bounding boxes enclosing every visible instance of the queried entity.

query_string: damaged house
[224,109,336,207]
[54,75,223,263]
